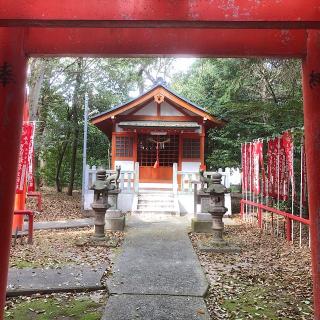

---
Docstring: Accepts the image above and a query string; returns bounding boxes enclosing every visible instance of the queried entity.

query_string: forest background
[28,58,303,194]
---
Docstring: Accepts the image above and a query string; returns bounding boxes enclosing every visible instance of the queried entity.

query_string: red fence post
[0,28,27,320]
[240,200,244,219]
[258,206,263,229]
[302,29,320,320]
[285,216,292,242]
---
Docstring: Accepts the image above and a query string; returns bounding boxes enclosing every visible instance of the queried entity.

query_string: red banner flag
[282,131,295,198]
[27,123,36,192]
[16,123,35,194]
[242,143,253,192]
[267,138,277,198]
[253,141,263,195]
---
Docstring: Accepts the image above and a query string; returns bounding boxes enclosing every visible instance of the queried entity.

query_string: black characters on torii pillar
[0,62,15,87]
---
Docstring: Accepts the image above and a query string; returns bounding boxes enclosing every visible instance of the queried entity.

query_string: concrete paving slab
[32,218,94,230]
[7,264,106,296]
[107,215,209,297]
[102,294,210,320]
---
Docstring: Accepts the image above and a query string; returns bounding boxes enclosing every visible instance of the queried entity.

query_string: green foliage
[31,57,304,190]
[32,58,171,191]
[172,58,303,168]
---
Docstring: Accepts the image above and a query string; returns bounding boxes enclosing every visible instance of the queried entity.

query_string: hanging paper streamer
[16,123,35,194]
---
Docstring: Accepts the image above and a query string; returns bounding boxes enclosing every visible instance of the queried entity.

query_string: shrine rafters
[0,0,320,29]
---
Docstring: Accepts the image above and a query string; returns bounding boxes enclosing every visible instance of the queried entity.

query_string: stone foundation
[191,213,212,233]
[105,214,125,231]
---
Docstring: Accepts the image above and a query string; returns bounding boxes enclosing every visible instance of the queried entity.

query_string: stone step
[138,199,174,205]
[133,209,178,215]
[138,192,174,197]
[137,205,175,210]
[138,195,174,201]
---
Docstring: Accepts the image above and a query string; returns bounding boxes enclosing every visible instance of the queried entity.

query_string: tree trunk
[67,126,80,195]
[28,59,48,190]
[55,138,70,192]
[29,59,47,121]
[67,58,84,196]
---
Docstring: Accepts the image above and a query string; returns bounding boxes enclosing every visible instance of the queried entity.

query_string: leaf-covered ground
[190,222,313,320]
[10,228,124,269]
[7,227,124,319]
[27,187,85,222]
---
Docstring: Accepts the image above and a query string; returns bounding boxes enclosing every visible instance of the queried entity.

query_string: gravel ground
[190,221,313,320]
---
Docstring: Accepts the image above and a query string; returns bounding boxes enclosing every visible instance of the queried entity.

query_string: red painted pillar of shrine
[302,30,320,320]
[0,28,27,319]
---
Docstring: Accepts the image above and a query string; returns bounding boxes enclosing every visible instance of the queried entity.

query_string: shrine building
[91,83,225,183]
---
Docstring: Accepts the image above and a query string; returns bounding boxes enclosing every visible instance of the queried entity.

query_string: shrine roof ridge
[90,83,225,123]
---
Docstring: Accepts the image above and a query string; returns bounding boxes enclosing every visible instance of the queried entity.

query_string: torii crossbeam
[1,1,320,319]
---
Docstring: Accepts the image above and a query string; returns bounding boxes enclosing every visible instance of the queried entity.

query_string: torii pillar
[0,28,27,318]
[303,30,320,320]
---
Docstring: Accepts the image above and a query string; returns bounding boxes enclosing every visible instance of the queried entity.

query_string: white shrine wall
[134,101,157,115]
[160,101,184,116]
[181,162,201,172]
[114,160,134,171]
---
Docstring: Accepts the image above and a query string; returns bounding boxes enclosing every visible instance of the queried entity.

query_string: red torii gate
[0,1,320,319]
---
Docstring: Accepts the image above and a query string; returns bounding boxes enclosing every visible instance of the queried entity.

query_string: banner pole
[299,136,304,247]
[291,130,295,243]
[276,135,280,236]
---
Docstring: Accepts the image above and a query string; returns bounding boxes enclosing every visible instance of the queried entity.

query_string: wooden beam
[24,28,307,58]
[1,0,320,29]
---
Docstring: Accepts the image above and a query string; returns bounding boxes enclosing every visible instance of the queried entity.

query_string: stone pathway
[103,215,210,320]
[7,264,106,297]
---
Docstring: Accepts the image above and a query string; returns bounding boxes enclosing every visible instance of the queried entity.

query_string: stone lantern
[204,172,228,243]
[90,169,111,240]
[198,172,240,252]
[105,166,125,231]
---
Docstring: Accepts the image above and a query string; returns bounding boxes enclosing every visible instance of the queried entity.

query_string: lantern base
[76,235,119,248]
[198,240,241,253]
[105,215,125,231]
[191,218,212,234]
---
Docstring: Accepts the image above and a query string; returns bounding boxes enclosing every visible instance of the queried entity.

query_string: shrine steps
[132,190,180,215]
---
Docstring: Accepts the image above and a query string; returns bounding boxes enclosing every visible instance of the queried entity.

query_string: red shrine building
[91,83,225,183]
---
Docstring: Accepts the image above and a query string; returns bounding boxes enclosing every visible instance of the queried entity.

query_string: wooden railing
[84,165,137,194]
[173,163,233,194]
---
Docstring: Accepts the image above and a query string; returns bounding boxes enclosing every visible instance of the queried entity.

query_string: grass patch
[11,260,38,269]
[5,297,103,320]
[222,285,311,320]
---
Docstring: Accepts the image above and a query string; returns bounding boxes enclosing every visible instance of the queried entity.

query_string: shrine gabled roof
[90,83,225,126]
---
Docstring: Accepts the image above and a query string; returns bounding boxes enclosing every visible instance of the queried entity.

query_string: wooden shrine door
[138,134,179,183]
